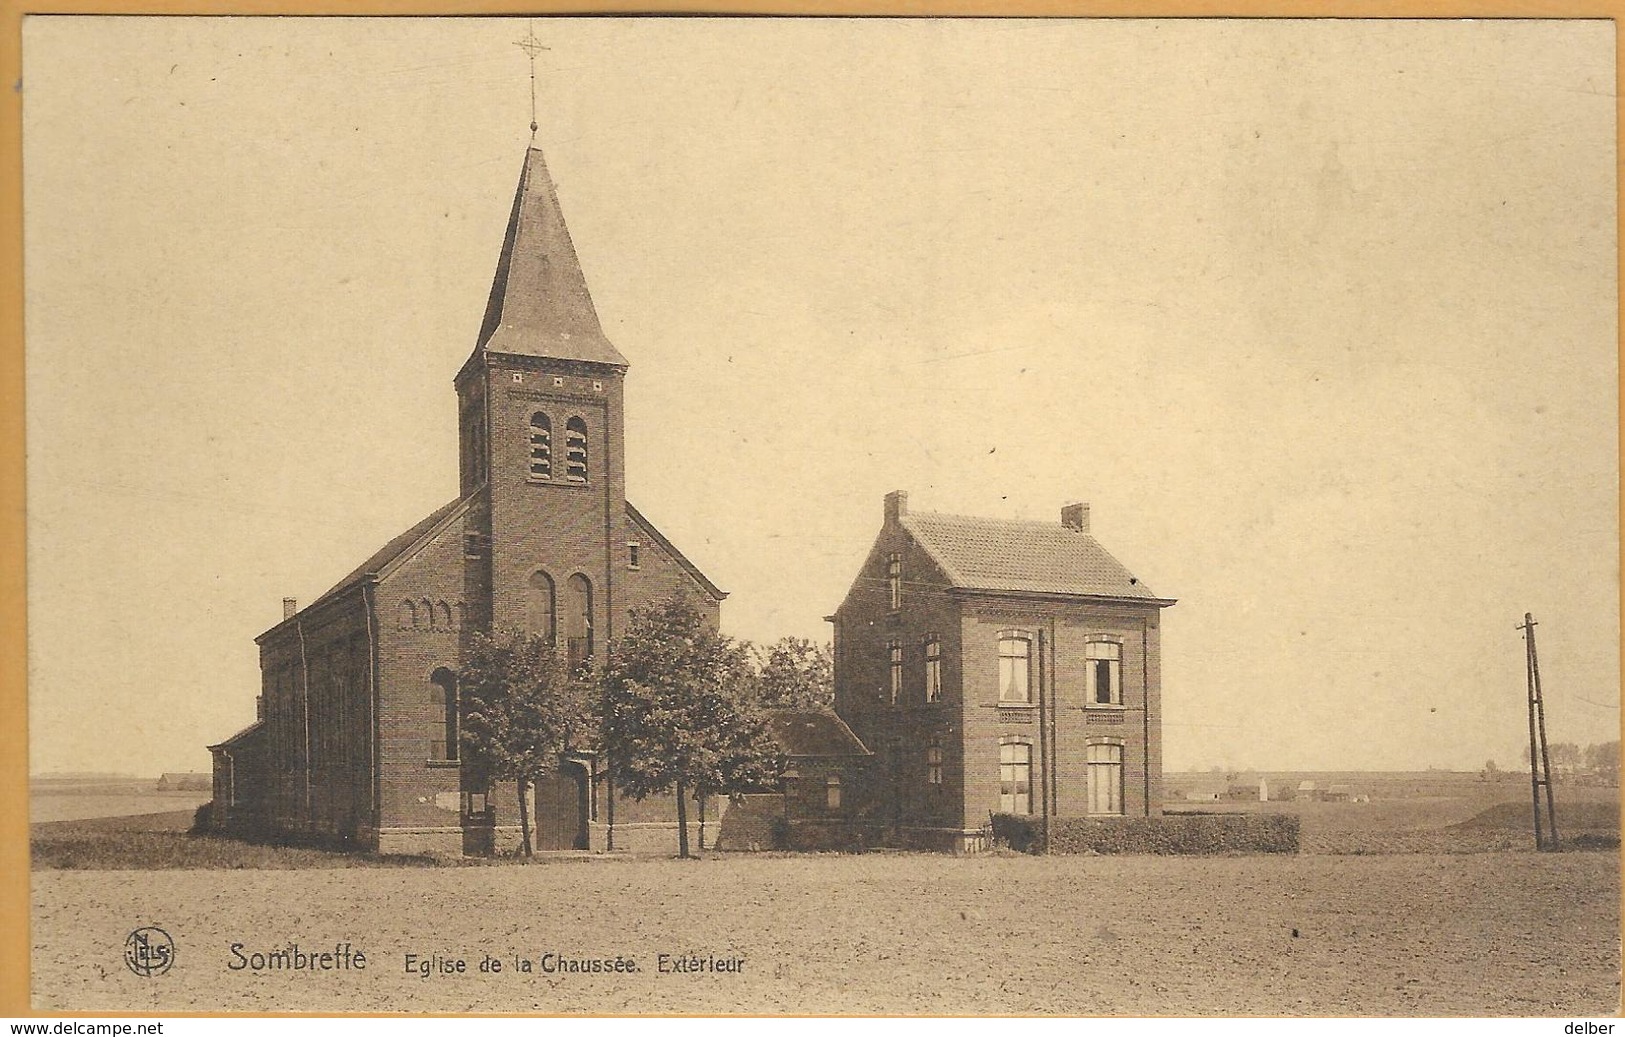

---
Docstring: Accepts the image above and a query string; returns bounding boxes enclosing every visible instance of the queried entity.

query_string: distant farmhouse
[209,144,724,855]
[156,772,210,792]
[814,492,1175,853]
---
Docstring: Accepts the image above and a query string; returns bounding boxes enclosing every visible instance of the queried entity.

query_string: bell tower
[455,145,631,662]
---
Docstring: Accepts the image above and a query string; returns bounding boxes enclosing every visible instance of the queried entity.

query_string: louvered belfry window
[565,417,588,483]
[528,412,552,479]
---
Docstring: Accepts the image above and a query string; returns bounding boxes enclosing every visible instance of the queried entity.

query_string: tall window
[1087,640,1123,705]
[526,571,556,644]
[888,641,903,704]
[999,741,1032,814]
[825,775,842,810]
[887,553,902,610]
[564,417,589,483]
[924,636,942,703]
[998,634,1031,703]
[566,574,593,668]
[926,742,944,786]
[528,412,552,479]
[430,669,458,762]
[1086,742,1124,814]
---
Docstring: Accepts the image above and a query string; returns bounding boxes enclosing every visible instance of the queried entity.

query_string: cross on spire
[513,21,549,140]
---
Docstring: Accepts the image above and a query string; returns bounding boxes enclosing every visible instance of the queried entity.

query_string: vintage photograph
[20,15,1620,1015]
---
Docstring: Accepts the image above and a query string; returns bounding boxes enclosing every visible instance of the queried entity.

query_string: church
[208,143,726,855]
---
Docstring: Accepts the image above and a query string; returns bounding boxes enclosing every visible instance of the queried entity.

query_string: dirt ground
[31,850,1619,1016]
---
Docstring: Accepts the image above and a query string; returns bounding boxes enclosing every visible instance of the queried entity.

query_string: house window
[887,553,902,610]
[924,636,942,702]
[528,412,552,478]
[1086,742,1124,815]
[825,775,842,810]
[1087,640,1123,705]
[627,542,641,570]
[999,741,1032,814]
[888,641,903,704]
[429,669,458,762]
[564,417,588,483]
[998,633,1031,703]
[926,742,944,786]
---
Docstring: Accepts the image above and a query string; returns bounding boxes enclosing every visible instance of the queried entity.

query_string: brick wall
[376,503,472,836]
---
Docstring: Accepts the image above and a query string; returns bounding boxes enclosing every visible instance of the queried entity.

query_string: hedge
[992,812,1299,855]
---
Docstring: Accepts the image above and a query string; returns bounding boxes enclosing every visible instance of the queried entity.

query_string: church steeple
[474,146,629,368]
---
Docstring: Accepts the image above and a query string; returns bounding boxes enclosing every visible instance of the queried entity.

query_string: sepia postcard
[14,14,1622,1017]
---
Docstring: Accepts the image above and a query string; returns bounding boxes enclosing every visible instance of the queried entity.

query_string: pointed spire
[475,147,628,367]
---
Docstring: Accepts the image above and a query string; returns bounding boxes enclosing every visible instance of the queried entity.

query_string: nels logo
[124,927,175,977]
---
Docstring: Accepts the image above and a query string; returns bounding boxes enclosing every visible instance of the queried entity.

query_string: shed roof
[207,721,265,752]
[766,710,872,758]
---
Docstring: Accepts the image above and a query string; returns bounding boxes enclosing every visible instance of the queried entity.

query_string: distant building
[156,772,210,791]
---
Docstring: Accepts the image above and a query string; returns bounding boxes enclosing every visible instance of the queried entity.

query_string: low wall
[993,812,1300,855]
[715,794,785,851]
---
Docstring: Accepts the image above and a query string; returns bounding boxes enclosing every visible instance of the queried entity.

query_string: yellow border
[1,1,1619,1020]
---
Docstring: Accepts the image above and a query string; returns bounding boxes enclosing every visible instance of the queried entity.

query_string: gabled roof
[474,146,628,368]
[313,496,469,608]
[767,709,872,758]
[627,501,727,601]
[265,495,721,641]
[902,510,1169,602]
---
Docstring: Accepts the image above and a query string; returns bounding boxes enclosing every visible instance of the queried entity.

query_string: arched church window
[399,600,416,629]
[527,571,557,645]
[429,668,458,762]
[436,601,453,630]
[564,417,588,483]
[528,412,552,479]
[565,574,593,668]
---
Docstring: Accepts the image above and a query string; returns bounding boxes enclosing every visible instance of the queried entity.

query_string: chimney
[282,597,298,620]
[256,695,265,721]
[1061,501,1090,533]
[884,490,909,524]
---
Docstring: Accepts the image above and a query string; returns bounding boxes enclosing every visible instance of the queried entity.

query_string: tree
[1585,740,1619,784]
[750,637,834,709]
[602,595,786,858]
[459,629,595,856]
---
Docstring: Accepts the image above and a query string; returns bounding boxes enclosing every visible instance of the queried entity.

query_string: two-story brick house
[827,491,1175,853]
[208,144,725,855]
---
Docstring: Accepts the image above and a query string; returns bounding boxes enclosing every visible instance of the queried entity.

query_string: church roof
[766,709,872,758]
[902,510,1170,602]
[264,495,721,640]
[474,146,629,368]
[313,496,468,609]
[626,502,727,601]
[208,720,265,752]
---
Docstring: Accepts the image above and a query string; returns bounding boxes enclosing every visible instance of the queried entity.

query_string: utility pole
[1519,613,1560,850]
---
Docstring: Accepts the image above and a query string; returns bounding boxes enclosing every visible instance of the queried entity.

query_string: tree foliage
[602,596,786,857]
[750,636,834,709]
[458,628,596,855]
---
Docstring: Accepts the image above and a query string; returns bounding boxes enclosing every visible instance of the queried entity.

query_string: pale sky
[22,16,1619,776]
